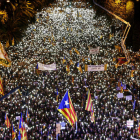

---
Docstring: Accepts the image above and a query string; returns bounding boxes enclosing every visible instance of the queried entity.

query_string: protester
[0,0,140,139]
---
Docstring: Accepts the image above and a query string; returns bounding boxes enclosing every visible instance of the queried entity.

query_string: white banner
[127,120,133,128]
[130,136,139,140]
[87,65,105,71]
[38,62,56,71]
[126,95,132,101]
[117,93,123,98]
[89,47,100,54]
[16,116,20,120]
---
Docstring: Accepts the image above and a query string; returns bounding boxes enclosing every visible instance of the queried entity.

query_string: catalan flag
[36,63,40,76]
[58,91,77,126]
[70,60,74,65]
[18,131,21,140]
[19,113,23,133]
[85,90,92,111]
[74,48,80,55]
[0,77,4,95]
[113,57,116,62]
[6,40,9,48]
[117,57,128,66]
[120,82,123,93]
[18,113,23,140]
[66,65,70,74]
[21,123,28,140]
[43,123,46,129]
[12,124,16,140]
[12,38,14,46]
[26,108,29,122]
[109,33,113,40]
[77,63,82,73]
[56,88,59,102]
[131,70,135,78]
[82,57,85,62]
[88,58,92,63]
[5,113,11,128]
[63,56,66,64]
[138,122,140,137]
[85,90,95,122]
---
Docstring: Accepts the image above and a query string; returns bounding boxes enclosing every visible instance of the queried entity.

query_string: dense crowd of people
[0,0,140,139]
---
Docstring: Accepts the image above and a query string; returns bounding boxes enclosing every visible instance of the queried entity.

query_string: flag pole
[76,113,77,133]
[11,123,12,140]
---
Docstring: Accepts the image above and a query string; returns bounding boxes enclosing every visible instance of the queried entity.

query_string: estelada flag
[66,65,70,74]
[12,124,16,140]
[117,57,128,66]
[74,48,80,55]
[77,63,82,73]
[12,38,14,46]
[58,91,77,126]
[70,60,74,65]
[0,77,4,95]
[5,114,11,128]
[85,90,92,111]
[131,70,135,77]
[63,56,66,64]
[21,123,28,140]
[138,122,140,137]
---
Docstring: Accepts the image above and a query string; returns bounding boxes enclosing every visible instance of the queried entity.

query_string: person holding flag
[58,90,77,126]
[5,113,11,128]
[12,124,16,140]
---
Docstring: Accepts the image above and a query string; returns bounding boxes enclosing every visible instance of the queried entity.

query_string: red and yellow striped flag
[66,65,70,74]
[74,48,80,55]
[12,38,14,46]
[138,122,140,137]
[5,114,11,128]
[85,90,92,111]
[72,76,74,85]
[131,70,135,77]
[58,91,77,126]
[0,77,4,96]
[70,60,74,65]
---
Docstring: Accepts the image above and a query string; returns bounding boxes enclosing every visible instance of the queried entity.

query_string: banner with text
[85,65,105,71]
[38,62,56,71]
[127,120,133,128]
[89,47,100,54]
